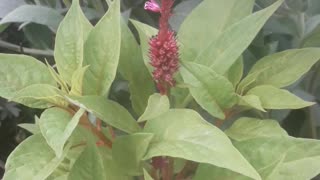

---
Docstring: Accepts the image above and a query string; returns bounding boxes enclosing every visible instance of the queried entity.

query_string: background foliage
[1,0,320,178]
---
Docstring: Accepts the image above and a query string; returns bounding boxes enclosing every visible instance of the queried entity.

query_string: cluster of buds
[144,0,179,95]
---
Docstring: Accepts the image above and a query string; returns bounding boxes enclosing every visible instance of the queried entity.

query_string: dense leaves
[2,0,320,179]
[143,109,261,180]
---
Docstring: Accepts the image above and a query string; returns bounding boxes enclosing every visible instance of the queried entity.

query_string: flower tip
[144,0,161,13]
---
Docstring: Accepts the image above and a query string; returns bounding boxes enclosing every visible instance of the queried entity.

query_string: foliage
[1,0,320,179]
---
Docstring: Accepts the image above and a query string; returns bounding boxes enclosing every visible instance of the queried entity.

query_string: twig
[0,39,54,56]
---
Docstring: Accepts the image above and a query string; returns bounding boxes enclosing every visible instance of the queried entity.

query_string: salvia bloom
[145,0,179,95]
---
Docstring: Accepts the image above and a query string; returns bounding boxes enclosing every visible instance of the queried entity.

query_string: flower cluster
[145,0,179,95]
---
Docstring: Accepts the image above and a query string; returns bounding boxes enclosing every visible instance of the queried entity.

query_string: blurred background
[0,0,320,178]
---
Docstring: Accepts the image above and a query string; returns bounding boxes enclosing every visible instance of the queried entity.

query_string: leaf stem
[0,40,54,56]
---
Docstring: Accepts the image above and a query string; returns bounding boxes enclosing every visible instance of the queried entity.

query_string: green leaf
[178,0,255,62]
[39,108,85,158]
[70,66,89,96]
[48,145,85,180]
[138,93,170,122]
[247,85,314,109]
[226,118,320,180]
[143,109,261,180]
[46,61,69,93]
[3,134,69,180]
[225,117,288,141]
[68,145,106,180]
[67,96,140,134]
[18,123,40,134]
[238,95,266,112]
[244,48,320,89]
[119,19,155,115]
[237,67,268,95]
[194,163,250,180]
[0,5,63,32]
[82,0,120,96]
[143,169,153,180]
[302,26,320,47]
[54,0,93,85]
[226,57,244,87]
[0,54,55,99]
[99,148,133,180]
[194,0,283,74]
[180,62,237,119]
[11,84,68,109]
[112,133,154,175]
[130,20,158,74]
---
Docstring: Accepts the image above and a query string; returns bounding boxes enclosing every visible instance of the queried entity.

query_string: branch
[0,40,54,56]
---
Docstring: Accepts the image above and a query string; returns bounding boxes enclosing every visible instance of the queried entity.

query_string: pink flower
[144,0,161,13]
[145,0,179,95]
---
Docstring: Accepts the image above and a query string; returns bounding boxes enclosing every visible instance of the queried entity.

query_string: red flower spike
[145,0,179,95]
[144,0,161,13]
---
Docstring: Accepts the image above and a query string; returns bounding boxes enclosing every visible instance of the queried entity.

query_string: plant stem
[0,40,54,56]
[162,158,173,180]
[79,112,113,148]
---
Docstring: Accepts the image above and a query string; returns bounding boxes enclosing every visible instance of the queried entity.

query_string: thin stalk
[0,40,54,56]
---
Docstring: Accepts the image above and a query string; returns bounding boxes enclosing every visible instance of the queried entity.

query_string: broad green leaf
[227,57,244,87]
[138,93,170,122]
[238,95,266,112]
[178,0,255,62]
[55,0,93,85]
[194,163,249,180]
[0,5,63,32]
[3,134,69,180]
[39,108,85,158]
[82,0,120,96]
[67,96,140,134]
[247,85,314,109]
[99,148,133,180]
[225,117,288,141]
[18,123,40,134]
[130,20,158,74]
[143,169,153,180]
[112,133,154,175]
[0,24,8,33]
[119,19,155,115]
[143,109,261,180]
[68,145,106,180]
[244,48,320,89]
[11,84,68,109]
[70,66,89,96]
[237,67,268,95]
[169,0,202,31]
[194,0,283,74]
[0,54,55,99]
[226,118,320,180]
[23,24,53,50]
[302,27,320,47]
[0,0,26,18]
[180,62,237,119]
[48,145,85,180]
